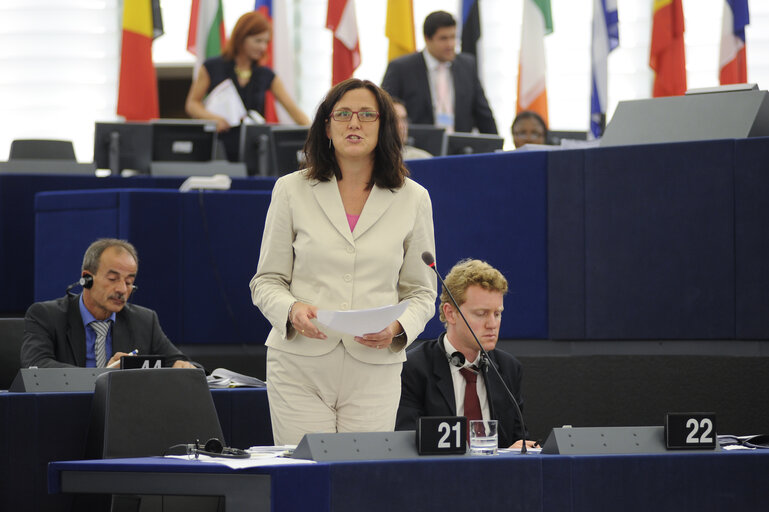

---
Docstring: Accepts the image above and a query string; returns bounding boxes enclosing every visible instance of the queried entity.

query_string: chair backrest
[86,368,224,459]
[0,318,25,390]
[9,139,77,160]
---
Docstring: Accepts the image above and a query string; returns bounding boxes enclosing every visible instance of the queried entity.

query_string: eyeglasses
[513,130,545,139]
[329,110,380,122]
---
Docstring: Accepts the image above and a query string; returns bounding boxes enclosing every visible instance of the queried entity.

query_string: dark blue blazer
[381,52,498,135]
[396,334,526,447]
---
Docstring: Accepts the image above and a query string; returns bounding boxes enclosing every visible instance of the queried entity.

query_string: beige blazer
[250,169,437,365]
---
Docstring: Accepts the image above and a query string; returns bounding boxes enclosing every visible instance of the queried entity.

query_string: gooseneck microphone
[422,251,529,454]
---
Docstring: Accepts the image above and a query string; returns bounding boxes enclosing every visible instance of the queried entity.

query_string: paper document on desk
[204,78,247,126]
[316,301,409,337]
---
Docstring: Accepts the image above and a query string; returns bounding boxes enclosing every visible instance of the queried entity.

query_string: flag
[187,0,226,77]
[516,0,553,124]
[461,0,481,56]
[327,0,361,85]
[650,0,686,97]
[117,0,161,121]
[271,1,297,123]
[719,0,749,85]
[590,0,619,139]
[386,0,415,61]
[254,0,279,123]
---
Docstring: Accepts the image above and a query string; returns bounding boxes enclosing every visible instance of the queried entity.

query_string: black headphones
[66,273,138,296]
[447,351,466,368]
[188,438,250,459]
[79,273,94,289]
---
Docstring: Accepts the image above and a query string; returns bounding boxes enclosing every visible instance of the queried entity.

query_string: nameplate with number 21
[417,416,467,455]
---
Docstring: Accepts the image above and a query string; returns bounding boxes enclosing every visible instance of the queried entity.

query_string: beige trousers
[266,343,403,446]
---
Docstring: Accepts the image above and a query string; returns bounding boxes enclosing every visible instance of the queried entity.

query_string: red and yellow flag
[650,0,687,97]
[117,0,159,121]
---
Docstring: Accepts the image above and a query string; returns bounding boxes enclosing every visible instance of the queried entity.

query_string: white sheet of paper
[316,301,409,337]
[203,78,247,126]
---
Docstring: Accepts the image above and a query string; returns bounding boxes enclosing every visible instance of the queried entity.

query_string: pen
[107,349,138,368]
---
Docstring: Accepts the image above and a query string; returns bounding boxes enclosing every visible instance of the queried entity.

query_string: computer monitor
[242,125,309,177]
[548,130,588,145]
[407,124,446,156]
[445,132,504,155]
[93,122,153,174]
[151,120,217,162]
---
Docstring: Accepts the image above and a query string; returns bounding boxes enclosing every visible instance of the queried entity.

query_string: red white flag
[326,0,361,85]
[719,0,749,85]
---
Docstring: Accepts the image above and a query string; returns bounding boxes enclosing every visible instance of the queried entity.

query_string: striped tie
[90,320,111,368]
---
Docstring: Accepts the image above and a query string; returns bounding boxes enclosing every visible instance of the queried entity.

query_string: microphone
[422,251,529,454]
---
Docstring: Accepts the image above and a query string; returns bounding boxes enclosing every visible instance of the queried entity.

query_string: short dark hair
[511,110,548,140]
[423,11,456,39]
[82,239,139,274]
[304,78,408,189]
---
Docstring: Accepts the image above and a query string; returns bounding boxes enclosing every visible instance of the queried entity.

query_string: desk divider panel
[547,149,586,339]
[408,151,549,339]
[734,137,769,338]
[34,188,274,345]
[583,140,736,339]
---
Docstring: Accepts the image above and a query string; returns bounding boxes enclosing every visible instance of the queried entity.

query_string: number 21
[438,421,461,448]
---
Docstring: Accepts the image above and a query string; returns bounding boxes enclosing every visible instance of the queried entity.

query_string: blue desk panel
[583,139,735,339]
[0,388,272,512]
[408,151,549,339]
[0,174,275,314]
[34,189,274,344]
[734,137,769,339]
[48,450,769,512]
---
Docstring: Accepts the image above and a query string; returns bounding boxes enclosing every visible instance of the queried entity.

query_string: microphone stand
[422,252,529,454]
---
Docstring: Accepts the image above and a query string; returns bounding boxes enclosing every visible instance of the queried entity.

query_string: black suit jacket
[396,334,526,447]
[20,294,189,368]
[381,52,498,135]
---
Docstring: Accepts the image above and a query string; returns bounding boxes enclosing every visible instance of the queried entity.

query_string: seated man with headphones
[21,238,196,369]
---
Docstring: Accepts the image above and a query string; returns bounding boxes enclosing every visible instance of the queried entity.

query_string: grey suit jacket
[21,294,188,368]
[250,170,437,365]
[381,52,498,135]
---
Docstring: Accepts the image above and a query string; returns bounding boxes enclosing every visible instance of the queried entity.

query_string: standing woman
[250,79,437,446]
[185,11,310,161]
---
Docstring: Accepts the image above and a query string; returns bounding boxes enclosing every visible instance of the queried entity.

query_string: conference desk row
[25,136,769,346]
[0,388,272,512]
[47,448,769,512]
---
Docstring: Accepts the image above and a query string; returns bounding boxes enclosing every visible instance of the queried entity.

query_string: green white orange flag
[516,0,553,124]
[386,0,416,61]
[187,0,227,77]
[117,0,161,121]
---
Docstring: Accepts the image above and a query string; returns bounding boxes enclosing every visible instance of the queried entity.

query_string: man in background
[396,259,535,449]
[393,97,433,160]
[21,238,195,369]
[382,11,497,135]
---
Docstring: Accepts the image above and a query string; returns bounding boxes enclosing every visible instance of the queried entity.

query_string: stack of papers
[206,368,265,388]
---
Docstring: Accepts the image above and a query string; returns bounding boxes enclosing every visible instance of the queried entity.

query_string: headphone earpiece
[188,438,250,459]
[203,438,224,453]
[447,351,466,368]
[79,274,94,289]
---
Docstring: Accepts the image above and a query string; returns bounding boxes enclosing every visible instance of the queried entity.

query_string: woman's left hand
[355,321,403,350]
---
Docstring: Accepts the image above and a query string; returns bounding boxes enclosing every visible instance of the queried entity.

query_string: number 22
[686,418,714,444]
